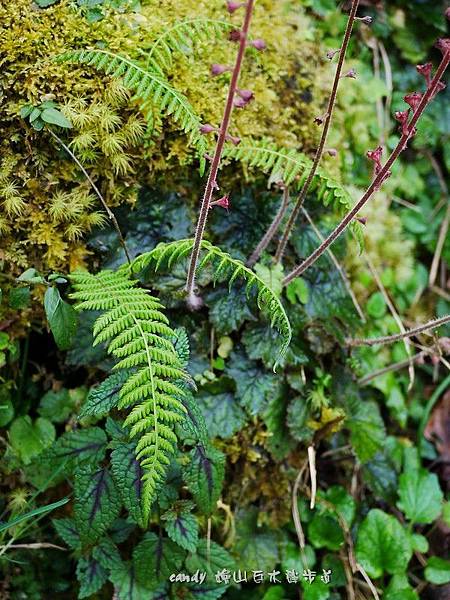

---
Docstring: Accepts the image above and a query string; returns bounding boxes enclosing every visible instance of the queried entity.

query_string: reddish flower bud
[416,62,433,86]
[199,124,217,134]
[314,113,328,125]
[394,109,410,135]
[225,134,241,146]
[251,39,266,51]
[366,145,383,174]
[431,80,446,99]
[227,1,245,13]
[342,68,357,79]
[236,88,254,102]
[326,49,340,60]
[356,16,373,25]
[210,194,230,210]
[435,38,450,56]
[211,63,232,76]
[233,97,249,108]
[228,29,242,42]
[404,92,422,111]
[326,148,337,157]
[356,217,367,225]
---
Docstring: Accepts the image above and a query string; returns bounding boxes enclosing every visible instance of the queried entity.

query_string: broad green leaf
[8,416,55,464]
[318,485,356,527]
[176,392,209,446]
[286,396,313,442]
[80,371,128,418]
[185,540,234,577]
[52,427,107,470]
[301,579,331,600]
[196,389,246,438]
[308,514,344,551]
[17,267,45,284]
[410,533,429,553]
[207,285,255,336]
[286,277,309,305]
[38,388,77,423]
[74,465,121,544]
[162,501,199,552]
[76,556,108,598]
[184,444,225,514]
[109,561,151,600]
[234,510,280,572]
[347,401,386,463]
[424,557,450,585]
[355,509,412,578]
[92,537,122,570]
[44,286,78,350]
[254,263,284,297]
[263,393,296,459]
[367,292,387,318]
[184,584,227,599]
[52,517,81,550]
[110,442,146,528]
[226,350,279,416]
[9,286,30,309]
[397,468,443,524]
[40,107,72,128]
[133,532,185,588]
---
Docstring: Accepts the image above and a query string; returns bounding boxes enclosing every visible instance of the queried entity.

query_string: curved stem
[283,49,450,285]
[48,130,131,264]
[185,0,255,303]
[246,185,290,267]
[347,314,450,348]
[274,0,360,262]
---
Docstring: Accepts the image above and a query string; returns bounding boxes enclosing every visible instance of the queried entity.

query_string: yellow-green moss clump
[0,0,326,274]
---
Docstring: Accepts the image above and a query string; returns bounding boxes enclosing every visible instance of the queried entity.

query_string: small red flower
[435,38,450,56]
[228,29,242,42]
[251,39,266,51]
[199,124,217,134]
[236,88,254,102]
[366,146,383,174]
[326,148,337,157]
[225,134,241,146]
[210,194,230,210]
[404,92,422,111]
[356,216,367,225]
[416,63,433,86]
[227,1,246,13]
[394,109,410,136]
[342,68,357,79]
[211,64,232,76]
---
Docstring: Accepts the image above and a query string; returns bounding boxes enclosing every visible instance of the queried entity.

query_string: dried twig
[307,445,317,510]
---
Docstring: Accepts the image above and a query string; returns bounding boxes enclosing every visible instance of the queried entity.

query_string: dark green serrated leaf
[38,388,77,423]
[77,556,108,599]
[109,561,151,600]
[92,537,122,570]
[355,509,412,578]
[133,532,185,589]
[110,443,146,528]
[74,465,121,544]
[52,518,81,550]
[162,501,198,552]
[44,287,78,351]
[397,468,443,525]
[176,392,209,446]
[52,427,107,471]
[185,540,234,577]
[172,327,190,368]
[308,514,344,551]
[196,389,246,439]
[184,444,225,514]
[347,401,386,463]
[207,285,256,336]
[80,371,129,418]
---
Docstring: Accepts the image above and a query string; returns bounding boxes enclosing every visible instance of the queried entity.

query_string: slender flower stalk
[246,185,291,267]
[185,0,255,307]
[283,47,450,286]
[274,0,360,263]
[346,314,450,348]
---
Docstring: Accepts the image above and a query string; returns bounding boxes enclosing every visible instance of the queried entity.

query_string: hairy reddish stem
[185,0,255,303]
[246,185,291,267]
[283,49,450,286]
[274,0,360,263]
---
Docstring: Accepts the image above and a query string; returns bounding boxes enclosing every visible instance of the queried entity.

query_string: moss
[0,0,326,278]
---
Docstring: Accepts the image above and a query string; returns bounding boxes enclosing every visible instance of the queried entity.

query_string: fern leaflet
[145,18,234,75]
[57,49,207,171]
[69,269,188,523]
[129,239,292,364]
[223,139,353,213]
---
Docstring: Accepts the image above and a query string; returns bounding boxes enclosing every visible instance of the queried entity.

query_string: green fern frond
[56,49,207,171]
[223,139,353,212]
[145,18,234,75]
[69,269,188,523]
[130,239,292,364]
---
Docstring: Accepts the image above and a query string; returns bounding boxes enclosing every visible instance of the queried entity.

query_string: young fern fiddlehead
[130,239,292,365]
[69,269,189,523]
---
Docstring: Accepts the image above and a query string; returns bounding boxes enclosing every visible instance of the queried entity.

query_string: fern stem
[185,0,256,303]
[246,185,291,267]
[49,130,131,264]
[346,314,450,348]
[274,0,360,263]
[283,49,450,286]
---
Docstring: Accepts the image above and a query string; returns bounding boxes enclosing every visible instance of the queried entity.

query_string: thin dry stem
[246,185,290,267]
[283,49,450,285]
[291,462,308,569]
[358,350,428,385]
[307,445,317,509]
[49,130,131,264]
[185,1,255,300]
[347,314,450,347]
[274,0,360,262]
[356,563,380,600]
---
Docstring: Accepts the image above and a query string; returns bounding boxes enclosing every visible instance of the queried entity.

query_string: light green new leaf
[355,509,412,578]
[397,468,443,524]
[9,416,55,464]
[424,557,450,585]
